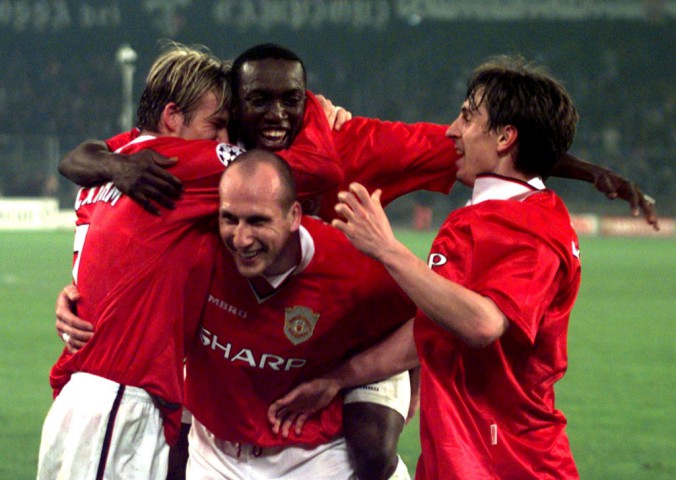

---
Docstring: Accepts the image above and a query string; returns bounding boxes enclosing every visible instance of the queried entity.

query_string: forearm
[59,140,117,186]
[550,152,604,182]
[323,319,418,391]
[379,242,507,347]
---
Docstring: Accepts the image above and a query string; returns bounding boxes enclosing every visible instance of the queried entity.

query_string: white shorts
[343,371,410,420]
[37,372,169,480]
[187,418,356,480]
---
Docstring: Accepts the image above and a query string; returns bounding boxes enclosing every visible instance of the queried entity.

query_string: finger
[66,336,87,353]
[128,193,162,216]
[57,316,94,343]
[63,284,81,301]
[347,182,371,204]
[331,218,349,234]
[281,416,296,439]
[336,189,363,215]
[137,184,178,210]
[152,155,179,169]
[326,109,338,130]
[294,414,309,436]
[57,330,81,354]
[334,108,352,131]
[639,197,660,231]
[267,403,281,425]
[371,189,383,208]
[69,315,94,332]
[333,202,353,222]
[144,166,184,196]
[68,327,94,343]
[271,417,281,435]
[625,185,641,217]
[56,302,94,332]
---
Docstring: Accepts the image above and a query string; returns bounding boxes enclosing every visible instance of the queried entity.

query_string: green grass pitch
[1,230,674,479]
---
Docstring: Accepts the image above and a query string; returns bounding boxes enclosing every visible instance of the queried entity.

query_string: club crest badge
[284,306,319,345]
[216,143,244,167]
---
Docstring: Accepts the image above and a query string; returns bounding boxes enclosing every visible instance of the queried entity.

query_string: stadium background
[1,0,674,220]
[0,0,674,478]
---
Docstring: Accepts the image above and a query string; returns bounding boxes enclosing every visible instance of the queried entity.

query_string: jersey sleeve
[276,91,344,201]
[464,207,563,345]
[333,118,459,206]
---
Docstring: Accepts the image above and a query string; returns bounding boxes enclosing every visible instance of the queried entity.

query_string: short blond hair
[136,41,231,132]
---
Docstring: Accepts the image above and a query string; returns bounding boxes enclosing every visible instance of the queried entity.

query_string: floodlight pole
[116,43,137,132]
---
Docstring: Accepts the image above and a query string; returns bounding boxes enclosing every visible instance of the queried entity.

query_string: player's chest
[202,275,359,354]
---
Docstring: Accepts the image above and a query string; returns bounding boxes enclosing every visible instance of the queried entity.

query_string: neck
[263,231,301,277]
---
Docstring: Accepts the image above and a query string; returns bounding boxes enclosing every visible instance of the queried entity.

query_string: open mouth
[238,249,261,262]
[259,128,289,149]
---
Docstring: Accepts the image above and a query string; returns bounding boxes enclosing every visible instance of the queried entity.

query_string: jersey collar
[469,174,545,206]
[262,224,314,289]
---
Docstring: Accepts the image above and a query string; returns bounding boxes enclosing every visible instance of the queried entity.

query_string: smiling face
[218,159,301,278]
[445,93,503,186]
[232,58,306,151]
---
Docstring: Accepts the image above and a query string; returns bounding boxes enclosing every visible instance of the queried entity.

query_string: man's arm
[268,318,418,438]
[333,183,509,346]
[60,140,184,215]
[552,153,659,230]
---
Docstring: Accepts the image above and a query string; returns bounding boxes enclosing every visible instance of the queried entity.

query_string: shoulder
[301,216,380,267]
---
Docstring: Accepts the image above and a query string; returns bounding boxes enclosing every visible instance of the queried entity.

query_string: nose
[446,116,462,139]
[266,100,287,120]
[232,222,253,249]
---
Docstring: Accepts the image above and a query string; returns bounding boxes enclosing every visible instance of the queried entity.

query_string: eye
[284,94,305,108]
[249,217,268,227]
[220,212,238,225]
[245,95,268,108]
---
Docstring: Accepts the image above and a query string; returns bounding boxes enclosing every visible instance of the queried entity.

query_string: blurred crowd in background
[0,0,673,218]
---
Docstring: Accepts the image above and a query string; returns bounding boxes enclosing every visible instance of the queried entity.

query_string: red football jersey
[414,185,581,479]
[104,91,344,203]
[50,136,243,445]
[318,119,459,220]
[185,216,416,447]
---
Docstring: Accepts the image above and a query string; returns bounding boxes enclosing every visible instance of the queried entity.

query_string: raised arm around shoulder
[60,139,184,215]
[551,153,659,230]
[59,140,119,187]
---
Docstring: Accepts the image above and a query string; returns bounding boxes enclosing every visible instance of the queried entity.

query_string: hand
[111,150,183,216]
[332,183,396,261]
[55,285,93,354]
[267,378,341,438]
[592,168,659,231]
[315,94,353,131]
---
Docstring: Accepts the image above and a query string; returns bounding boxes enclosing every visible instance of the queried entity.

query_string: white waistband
[70,372,155,404]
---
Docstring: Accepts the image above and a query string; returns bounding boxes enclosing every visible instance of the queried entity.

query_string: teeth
[262,130,285,140]
[239,250,259,259]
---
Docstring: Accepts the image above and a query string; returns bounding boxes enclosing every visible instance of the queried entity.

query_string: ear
[288,201,302,232]
[496,125,518,155]
[159,102,184,136]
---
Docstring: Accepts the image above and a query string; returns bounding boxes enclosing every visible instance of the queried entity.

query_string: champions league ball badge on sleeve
[217,143,244,167]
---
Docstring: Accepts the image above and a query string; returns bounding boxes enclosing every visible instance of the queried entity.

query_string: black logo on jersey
[216,143,244,167]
